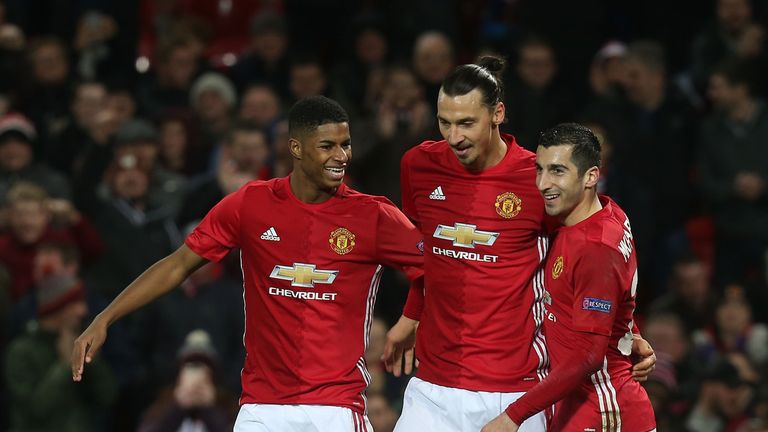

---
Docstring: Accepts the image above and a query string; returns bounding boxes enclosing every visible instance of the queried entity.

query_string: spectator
[699,58,768,286]
[691,0,767,91]
[137,330,239,432]
[177,121,270,230]
[228,12,290,99]
[0,182,102,302]
[45,80,108,177]
[687,355,758,432]
[237,84,283,130]
[0,112,71,206]
[693,285,768,366]
[156,111,206,177]
[4,266,117,432]
[81,144,181,299]
[137,35,202,118]
[585,40,699,291]
[412,31,454,113]
[503,36,576,150]
[353,65,433,204]
[650,254,718,334]
[288,55,328,103]
[190,72,237,154]
[588,41,628,100]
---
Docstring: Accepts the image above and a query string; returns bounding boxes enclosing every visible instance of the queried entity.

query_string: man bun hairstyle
[441,55,506,107]
[538,122,601,176]
[288,96,349,139]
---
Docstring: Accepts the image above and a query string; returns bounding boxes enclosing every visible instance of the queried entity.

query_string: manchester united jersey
[401,135,549,392]
[543,196,655,431]
[185,177,424,414]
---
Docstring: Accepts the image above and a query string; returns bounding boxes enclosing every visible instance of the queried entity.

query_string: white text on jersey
[432,246,499,263]
[268,287,338,301]
[618,217,634,262]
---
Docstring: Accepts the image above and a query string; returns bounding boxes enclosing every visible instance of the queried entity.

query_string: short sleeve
[570,244,624,336]
[375,198,424,283]
[185,187,244,262]
[400,150,419,226]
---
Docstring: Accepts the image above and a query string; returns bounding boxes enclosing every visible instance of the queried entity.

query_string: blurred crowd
[0,0,767,431]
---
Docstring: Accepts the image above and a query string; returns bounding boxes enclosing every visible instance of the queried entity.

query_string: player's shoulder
[339,184,398,211]
[580,198,632,255]
[403,139,450,164]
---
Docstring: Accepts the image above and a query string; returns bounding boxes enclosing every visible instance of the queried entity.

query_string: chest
[409,168,544,246]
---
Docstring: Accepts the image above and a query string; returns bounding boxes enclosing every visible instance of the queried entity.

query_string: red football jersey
[401,135,549,392]
[543,196,655,431]
[185,177,424,414]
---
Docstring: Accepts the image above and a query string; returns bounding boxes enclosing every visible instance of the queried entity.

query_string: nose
[332,145,349,163]
[447,126,463,146]
[536,171,551,192]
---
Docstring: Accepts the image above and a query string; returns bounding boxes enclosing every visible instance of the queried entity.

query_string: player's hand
[71,317,108,381]
[481,412,519,432]
[382,315,418,377]
[630,334,656,382]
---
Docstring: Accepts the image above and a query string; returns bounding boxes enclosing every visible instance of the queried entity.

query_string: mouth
[542,191,560,202]
[324,166,346,181]
[451,144,472,158]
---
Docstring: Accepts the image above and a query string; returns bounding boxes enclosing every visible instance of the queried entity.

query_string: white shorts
[234,403,374,432]
[395,377,547,432]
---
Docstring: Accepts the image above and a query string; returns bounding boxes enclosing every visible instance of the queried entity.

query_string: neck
[470,129,507,171]
[563,191,602,226]
[289,172,336,204]
[729,98,756,122]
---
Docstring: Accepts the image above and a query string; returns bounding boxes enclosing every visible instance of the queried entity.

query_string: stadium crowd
[1,0,767,431]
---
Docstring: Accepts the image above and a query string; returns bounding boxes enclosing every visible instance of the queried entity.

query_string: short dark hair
[538,123,601,176]
[441,55,506,108]
[288,96,349,139]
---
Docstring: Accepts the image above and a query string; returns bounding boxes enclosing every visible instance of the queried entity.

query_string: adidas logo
[260,227,281,241]
[429,186,446,200]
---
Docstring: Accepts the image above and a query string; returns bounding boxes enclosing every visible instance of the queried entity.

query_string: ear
[289,138,302,160]
[583,166,600,189]
[492,102,505,127]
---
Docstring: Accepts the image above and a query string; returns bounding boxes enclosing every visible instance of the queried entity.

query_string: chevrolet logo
[433,223,499,248]
[269,263,338,288]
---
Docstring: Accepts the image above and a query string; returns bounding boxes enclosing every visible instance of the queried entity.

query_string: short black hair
[288,96,349,139]
[441,55,506,108]
[538,123,601,176]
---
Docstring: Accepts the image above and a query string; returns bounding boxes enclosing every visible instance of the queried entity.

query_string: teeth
[326,168,344,173]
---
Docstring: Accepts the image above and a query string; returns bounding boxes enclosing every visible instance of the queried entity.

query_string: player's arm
[484,245,623,431]
[73,185,244,381]
[397,150,425,321]
[482,331,611,431]
[71,245,208,381]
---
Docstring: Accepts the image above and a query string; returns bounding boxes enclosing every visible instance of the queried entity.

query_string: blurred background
[0,0,767,431]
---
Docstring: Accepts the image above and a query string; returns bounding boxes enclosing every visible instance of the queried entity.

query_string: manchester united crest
[329,228,356,255]
[552,256,564,279]
[495,192,522,218]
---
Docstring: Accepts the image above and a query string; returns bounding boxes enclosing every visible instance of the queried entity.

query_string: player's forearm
[505,332,609,424]
[402,278,424,320]
[97,247,204,327]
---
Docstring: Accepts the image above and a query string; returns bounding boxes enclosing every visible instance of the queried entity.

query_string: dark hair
[441,55,506,107]
[712,58,756,95]
[227,120,267,143]
[288,96,349,138]
[538,123,601,176]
